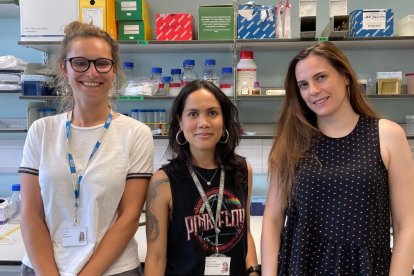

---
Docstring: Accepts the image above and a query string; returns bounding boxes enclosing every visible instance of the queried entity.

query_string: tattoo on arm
[146,177,169,243]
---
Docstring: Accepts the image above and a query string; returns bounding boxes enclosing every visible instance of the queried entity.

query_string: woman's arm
[79,177,149,276]
[261,174,285,276]
[144,170,172,276]
[379,119,414,275]
[20,173,59,276]
[245,162,260,275]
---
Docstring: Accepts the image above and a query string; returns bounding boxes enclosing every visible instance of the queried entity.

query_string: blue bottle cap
[171,68,181,75]
[163,76,171,82]
[151,67,162,74]
[222,67,233,73]
[123,62,134,69]
[12,183,20,191]
[205,59,216,65]
[183,59,195,66]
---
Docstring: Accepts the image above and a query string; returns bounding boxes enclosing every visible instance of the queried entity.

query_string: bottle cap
[151,67,162,74]
[205,59,216,66]
[240,50,254,59]
[12,183,20,192]
[123,62,134,69]
[163,76,171,82]
[183,59,195,66]
[253,81,260,88]
[222,67,233,73]
[171,68,181,75]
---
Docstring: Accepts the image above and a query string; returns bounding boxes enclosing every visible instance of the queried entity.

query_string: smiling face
[179,88,224,156]
[295,54,350,120]
[62,37,114,106]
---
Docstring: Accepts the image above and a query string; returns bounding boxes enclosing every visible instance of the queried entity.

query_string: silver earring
[176,129,188,145]
[219,129,229,144]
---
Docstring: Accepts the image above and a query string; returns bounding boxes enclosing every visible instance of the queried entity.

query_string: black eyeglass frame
[65,57,115,73]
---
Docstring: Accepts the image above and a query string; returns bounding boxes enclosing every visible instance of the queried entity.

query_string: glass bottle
[182,59,198,86]
[219,67,234,97]
[151,67,164,96]
[162,76,171,95]
[203,59,219,87]
[170,68,182,97]
[7,183,21,224]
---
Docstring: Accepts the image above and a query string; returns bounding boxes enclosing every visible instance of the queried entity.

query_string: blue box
[237,4,276,39]
[349,9,394,37]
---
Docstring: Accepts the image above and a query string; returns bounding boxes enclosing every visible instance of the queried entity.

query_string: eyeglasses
[65,57,114,73]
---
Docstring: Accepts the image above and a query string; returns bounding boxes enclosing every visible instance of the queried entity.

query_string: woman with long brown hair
[261,42,414,275]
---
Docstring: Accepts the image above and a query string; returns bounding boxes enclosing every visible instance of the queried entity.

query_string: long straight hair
[268,42,379,208]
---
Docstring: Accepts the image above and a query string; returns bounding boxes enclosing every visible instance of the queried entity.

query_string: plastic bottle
[203,59,219,87]
[240,81,250,95]
[170,68,183,97]
[219,67,234,97]
[182,59,198,86]
[237,50,257,95]
[7,183,21,224]
[151,67,164,96]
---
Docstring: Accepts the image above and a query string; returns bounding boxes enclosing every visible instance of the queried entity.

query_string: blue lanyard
[66,109,113,224]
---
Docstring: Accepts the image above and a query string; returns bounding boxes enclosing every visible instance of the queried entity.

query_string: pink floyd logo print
[184,188,245,253]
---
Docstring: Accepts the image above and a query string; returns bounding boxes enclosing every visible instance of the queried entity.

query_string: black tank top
[162,157,249,276]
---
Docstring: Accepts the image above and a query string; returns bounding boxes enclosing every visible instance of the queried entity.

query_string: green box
[118,21,150,41]
[116,0,149,21]
[198,5,234,40]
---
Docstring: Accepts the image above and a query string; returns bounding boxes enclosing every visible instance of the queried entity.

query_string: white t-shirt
[19,112,154,276]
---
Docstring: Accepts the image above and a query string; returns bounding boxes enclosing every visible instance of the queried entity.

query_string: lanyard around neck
[66,109,113,224]
[188,165,225,254]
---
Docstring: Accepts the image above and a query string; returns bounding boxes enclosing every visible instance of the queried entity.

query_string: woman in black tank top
[144,80,261,276]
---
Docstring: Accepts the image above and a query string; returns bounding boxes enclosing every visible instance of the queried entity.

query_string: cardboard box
[79,0,117,40]
[237,4,276,39]
[349,9,394,37]
[300,16,316,38]
[377,71,402,95]
[115,0,149,21]
[118,21,151,41]
[20,0,79,41]
[396,15,414,36]
[329,0,347,18]
[156,13,194,41]
[199,5,234,40]
[321,15,349,37]
[299,0,317,17]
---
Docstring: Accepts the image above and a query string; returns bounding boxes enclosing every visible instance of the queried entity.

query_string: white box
[397,15,414,36]
[20,0,79,41]
[329,0,347,18]
[299,0,317,17]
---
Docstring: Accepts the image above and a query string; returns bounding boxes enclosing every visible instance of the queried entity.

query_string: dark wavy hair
[166,80,245,182]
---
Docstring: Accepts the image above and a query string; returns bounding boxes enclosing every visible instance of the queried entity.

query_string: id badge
[61,226,87,247]
[204,256,231,275]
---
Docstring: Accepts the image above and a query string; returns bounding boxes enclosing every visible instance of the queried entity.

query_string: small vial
[251,81,261,95]
[240,81,250,95]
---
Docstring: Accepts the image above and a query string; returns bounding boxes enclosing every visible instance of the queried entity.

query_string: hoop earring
[176,129,188,145]
[219,129,229,144]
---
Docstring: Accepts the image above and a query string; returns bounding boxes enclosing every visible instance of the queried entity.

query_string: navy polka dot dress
[278,116,391,275]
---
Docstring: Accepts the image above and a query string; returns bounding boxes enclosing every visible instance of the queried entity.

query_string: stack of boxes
[116,0,152,41]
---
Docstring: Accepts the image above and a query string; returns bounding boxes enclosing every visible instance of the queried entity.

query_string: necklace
[193,166,219,186]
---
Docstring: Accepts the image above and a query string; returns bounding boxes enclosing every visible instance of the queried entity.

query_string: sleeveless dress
[278,116,391,275]
[162,157,249,276]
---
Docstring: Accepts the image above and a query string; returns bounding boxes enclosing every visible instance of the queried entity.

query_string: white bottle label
[237,69,257,95]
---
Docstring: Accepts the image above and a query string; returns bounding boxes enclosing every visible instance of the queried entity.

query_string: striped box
[348,9,394,37]
[156,13,194,41]
[237,4,276,39]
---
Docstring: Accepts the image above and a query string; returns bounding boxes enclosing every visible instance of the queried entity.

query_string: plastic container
[162,76,171,95]
[147,109,155,129]
[170,68,182,97]
[151,67,164,96]
[219,67,234,97]
[236,51,257,95]
[21,75,54,96]
[203,59,219,87]
[38,108,56,118]
[7,183,21,224]
[406,73,414,94]
[182,59,198,86]
[131,109,139,120]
